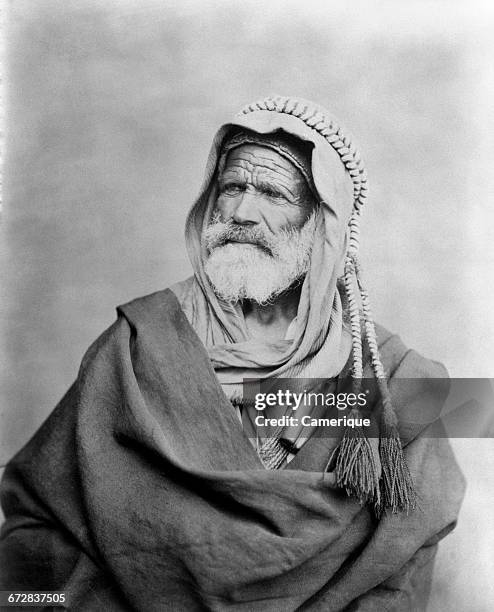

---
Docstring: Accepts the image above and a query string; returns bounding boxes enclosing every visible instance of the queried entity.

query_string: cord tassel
[326,256,380,507]
[353,256,417,515]
[327,407,381,507]
[377,399,417,515]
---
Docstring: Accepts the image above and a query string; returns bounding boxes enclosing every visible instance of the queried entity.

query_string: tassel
[377,398,417,515]
[352,255,417,516]
[328,253,382,506]
[326,408,381,507]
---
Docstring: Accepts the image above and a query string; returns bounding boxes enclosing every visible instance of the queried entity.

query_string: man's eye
[264,189,284,200]
[221,183,243,195]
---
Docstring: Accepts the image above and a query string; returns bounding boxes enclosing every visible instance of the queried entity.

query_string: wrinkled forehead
[217,128,315,193]
[219,144,310,187]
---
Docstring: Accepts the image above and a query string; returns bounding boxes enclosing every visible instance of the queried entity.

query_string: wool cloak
[0,290,465,611]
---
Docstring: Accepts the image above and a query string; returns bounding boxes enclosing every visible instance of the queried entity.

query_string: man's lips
[225,237,258,245]
[218,237,273,255]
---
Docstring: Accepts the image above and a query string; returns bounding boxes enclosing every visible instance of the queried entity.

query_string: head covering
[171,95,415,515]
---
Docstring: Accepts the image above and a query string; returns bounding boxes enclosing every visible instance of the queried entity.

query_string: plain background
[1,1,493,609]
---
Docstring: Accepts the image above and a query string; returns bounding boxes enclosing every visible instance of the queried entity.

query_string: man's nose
[231,192,260,225]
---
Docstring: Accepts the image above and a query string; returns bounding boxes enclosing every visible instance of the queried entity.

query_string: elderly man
[0,96,464,611]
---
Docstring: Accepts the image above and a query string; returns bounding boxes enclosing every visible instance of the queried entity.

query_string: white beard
[203,211,317,305]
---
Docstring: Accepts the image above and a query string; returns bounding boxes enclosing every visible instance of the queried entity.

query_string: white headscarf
[171,100,355,391]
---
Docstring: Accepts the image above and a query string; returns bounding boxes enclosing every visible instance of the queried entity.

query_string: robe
[0,289,465,611]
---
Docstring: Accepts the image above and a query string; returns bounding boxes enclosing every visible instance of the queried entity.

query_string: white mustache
[204,219,275,255]
[204,212,316,258]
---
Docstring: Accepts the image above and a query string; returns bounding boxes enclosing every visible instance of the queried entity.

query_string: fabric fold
[1,290,466,610]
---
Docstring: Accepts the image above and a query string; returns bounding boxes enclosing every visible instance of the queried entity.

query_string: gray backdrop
[1,1,494,609]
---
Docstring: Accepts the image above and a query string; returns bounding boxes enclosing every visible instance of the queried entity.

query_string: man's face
[203,144,318,304]
[214,144,315,232]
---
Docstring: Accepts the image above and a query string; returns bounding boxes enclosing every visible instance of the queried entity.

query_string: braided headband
[238,96,416,515]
